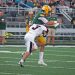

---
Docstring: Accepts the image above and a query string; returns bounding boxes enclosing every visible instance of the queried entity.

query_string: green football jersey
[32,10,57,24]
[32,10,58,29]
[32,10,44,24]
[32,10,51,24]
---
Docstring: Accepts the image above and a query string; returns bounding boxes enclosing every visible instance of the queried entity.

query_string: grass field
[0,46,75,75]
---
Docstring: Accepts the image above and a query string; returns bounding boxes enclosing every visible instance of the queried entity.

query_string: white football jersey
[29,24,47,37]
[24,24,47,44]
[24,24,47,52]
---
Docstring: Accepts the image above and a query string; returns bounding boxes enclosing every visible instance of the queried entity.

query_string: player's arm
[38,17,56,26]
[41,25,49,37]
[42,28,48,37]
[47,21,56,26]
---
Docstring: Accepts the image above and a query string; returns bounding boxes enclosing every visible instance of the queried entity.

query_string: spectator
[6,0,13,6]
[15,0,21,5]
[26,0,34,8]
[47,5,60,45]
[0,0,1,3]
[0,10,6,44]
[70,0,75,8]
[48,0,60,7]
[38,0,46,6]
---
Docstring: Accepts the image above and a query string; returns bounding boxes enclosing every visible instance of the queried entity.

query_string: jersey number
[32,25,41,30]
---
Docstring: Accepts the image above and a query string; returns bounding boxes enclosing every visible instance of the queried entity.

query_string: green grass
[0,47,75,75]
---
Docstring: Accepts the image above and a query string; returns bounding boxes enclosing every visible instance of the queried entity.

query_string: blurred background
[0,0,75,45]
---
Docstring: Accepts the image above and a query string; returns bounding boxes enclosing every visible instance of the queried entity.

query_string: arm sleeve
[41,25,48,32]
[38,17,48,24]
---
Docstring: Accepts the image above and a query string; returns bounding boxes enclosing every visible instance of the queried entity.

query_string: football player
[32,5,59,66]
[19,23,48,67]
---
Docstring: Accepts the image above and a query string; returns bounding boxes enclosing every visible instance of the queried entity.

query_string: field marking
[0,63,75,70]
[0,63,44,68]
[0,57,19,59]
[0,57,75,64]
[0,72,14,75]
[4,60,75,63]
[0,51,11,53]
[46,50,75,53]
[1,49,75,54]
[0,50,75,55]
[0,45,75,47]
[46,54,75,57]
[0,51,75,58]
[0,56,75,62]
[0,72,32,75]
[0,51,24,53]
[0,50,75,58]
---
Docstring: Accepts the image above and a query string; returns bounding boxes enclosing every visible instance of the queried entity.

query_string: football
[47,21,55,26]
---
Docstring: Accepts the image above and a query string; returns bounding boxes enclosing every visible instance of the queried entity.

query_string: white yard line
[0,63,75,70]
[0,50,75,54]
[0,72,32,75]
[0,50,75,58]
[0,45,75,47]
[0,51,10,53]
[46,54,75,57]
[0,64,44,68]
[0,57,19,59]
[4,60,75,63]
[0,72,14,75]
[0,51,75,58]
[0,56,75,64]
[46,50,75,53]
[0,51,23,53]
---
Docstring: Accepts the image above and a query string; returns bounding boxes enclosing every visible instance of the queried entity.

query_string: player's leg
[38,46,47,66]
[47,28,51,44]
[37,36,47,66]
[19,41,32,67]
[19,41,37,67]
[51,28,55,45]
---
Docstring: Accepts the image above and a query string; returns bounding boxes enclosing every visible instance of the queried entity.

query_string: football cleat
[38,61,47,66]
[18,61,24,67]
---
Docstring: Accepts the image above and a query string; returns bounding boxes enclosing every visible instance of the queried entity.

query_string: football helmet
[42,5,52,15]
